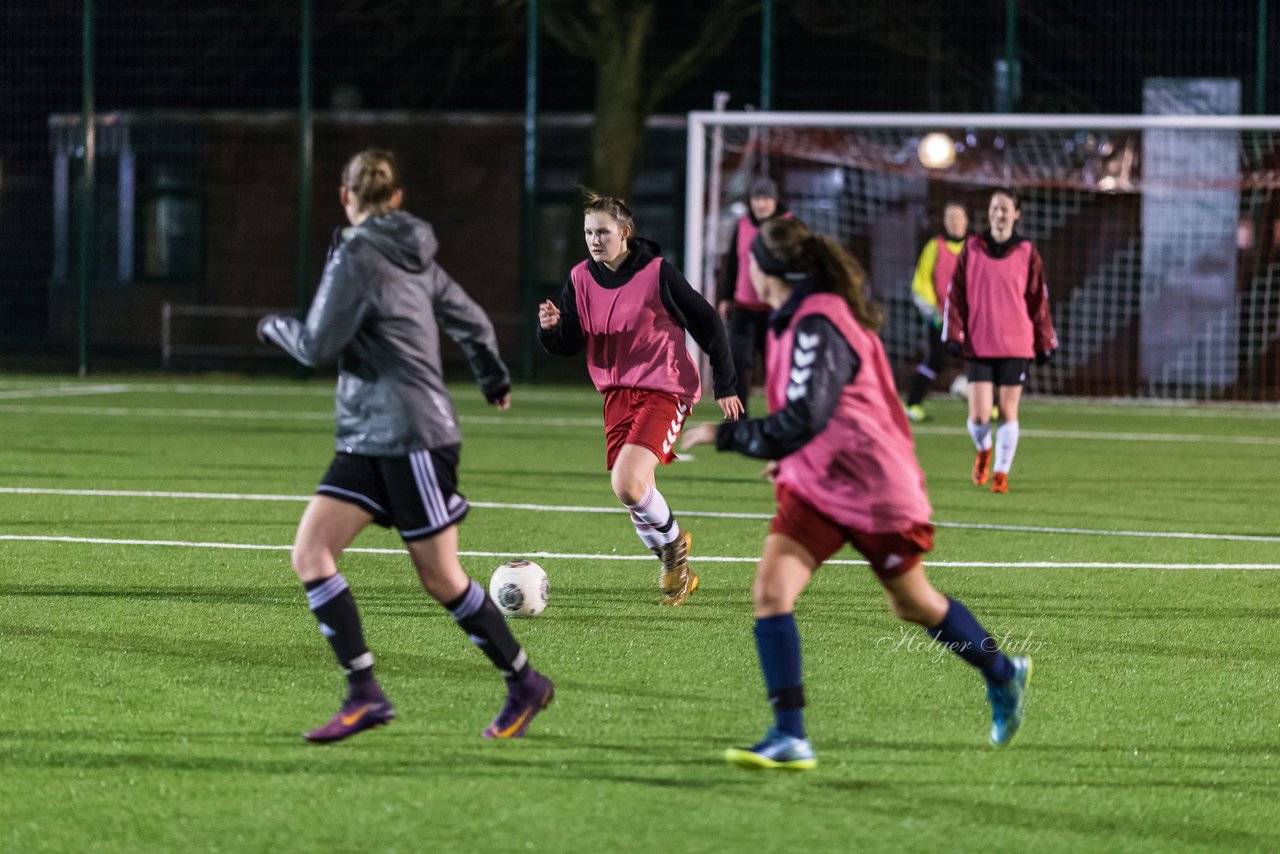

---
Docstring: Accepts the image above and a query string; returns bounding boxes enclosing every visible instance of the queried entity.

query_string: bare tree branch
[645,0,758,113]
[538,1,604,58]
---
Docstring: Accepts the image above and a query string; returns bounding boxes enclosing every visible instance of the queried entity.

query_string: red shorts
[601,388,691,471]
[769,482,935,579]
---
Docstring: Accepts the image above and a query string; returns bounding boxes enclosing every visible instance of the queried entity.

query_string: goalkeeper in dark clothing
[904,201,969,423]
[259,148,552,743]
[943,187,1058,494]
[715,177,790,416]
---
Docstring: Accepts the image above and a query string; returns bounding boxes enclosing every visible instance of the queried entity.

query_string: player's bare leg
[991,385,1024,494]
[612,443,697,605]
[966,381,995,486]
[883,563,1032,746]
[726,535,818,771]
[293,496,396,743]
[408,526,553,738]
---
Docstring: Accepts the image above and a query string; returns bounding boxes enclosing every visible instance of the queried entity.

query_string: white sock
[629,511,662,550]
[625,485,679,547]
[993,420,1020,473]
[967,419,993,452]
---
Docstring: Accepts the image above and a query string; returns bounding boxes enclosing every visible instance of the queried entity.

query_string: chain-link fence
[2,1,1274,379]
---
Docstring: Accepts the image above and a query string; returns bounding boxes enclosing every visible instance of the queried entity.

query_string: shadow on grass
[864,789,1268,849]
[0,736,766,792]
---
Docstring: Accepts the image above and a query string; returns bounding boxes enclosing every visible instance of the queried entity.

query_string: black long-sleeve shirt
[714,287,861,458]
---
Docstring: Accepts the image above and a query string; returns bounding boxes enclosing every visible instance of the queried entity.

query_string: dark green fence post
[298,0,313,317]
[521,0,539,384]
[761,0,773,110]
[78,0,95,377]
[1257,0,1269,114]
[1002,0,1019,112]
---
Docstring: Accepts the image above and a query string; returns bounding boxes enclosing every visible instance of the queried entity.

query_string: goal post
[686,110,1280,402]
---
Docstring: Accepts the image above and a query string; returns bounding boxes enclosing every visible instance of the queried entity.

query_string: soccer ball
[488,560,549,618]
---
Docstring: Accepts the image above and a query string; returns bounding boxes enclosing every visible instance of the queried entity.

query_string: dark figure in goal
[715,176,791,416]
[904,201,969,423]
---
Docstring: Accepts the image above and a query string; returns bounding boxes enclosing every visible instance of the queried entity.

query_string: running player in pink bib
[683,217,1032,770]
[538,192,744,605]
[943,187,1058,493]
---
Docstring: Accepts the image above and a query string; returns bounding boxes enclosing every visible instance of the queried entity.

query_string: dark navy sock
[906,368,932,406]
[445,580,531,682]
[304,574,376,685]
[754,613,806,739]
[925,597,1014,685]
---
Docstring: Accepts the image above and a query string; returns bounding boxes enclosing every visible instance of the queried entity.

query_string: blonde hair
[757,218,883,331]
[342,149,399,214]
[582,189,634,235]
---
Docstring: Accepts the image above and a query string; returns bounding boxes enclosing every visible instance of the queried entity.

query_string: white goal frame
[685,110,1280,302]
[685,110,1280,401]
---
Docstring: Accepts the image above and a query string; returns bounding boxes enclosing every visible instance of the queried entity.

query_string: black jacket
[260,211,509,454]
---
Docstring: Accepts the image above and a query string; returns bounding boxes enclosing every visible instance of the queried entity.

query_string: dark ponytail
[756,219,883,331]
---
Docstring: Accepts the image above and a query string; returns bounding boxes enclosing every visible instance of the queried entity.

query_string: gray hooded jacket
[260,210,510,455]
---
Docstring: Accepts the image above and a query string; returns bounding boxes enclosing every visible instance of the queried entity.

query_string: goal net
[686,110,1280,402]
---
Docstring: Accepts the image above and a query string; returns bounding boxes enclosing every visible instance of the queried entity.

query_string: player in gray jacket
[259,148,553,743]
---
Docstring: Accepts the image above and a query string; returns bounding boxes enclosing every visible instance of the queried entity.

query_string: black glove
[945,340,964,359]
[1035,350,1053,366]
[483,383,512,405]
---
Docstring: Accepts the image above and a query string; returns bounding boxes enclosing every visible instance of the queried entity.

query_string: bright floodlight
[918,132,956,169]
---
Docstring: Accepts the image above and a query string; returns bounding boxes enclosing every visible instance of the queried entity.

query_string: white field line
[0,384,132,401]
[0,381,603,404]
[910,425,1280,446]
[0,398,1275,444]
[160,384,602,404]
[0,400,1277,444]
[0,379,1276,417]
[0,404,601,428]
[2,486,1277,544]
[0,534,1276,570]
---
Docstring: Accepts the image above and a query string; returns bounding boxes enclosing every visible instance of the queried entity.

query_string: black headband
[749,233,790,277]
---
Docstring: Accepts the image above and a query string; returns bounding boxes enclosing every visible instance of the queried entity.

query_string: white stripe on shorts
[316,484,386,516]
[409,449,449,527]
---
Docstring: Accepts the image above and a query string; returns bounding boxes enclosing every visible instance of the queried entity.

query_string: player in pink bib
[715,176,791,415]
[943,187,1058,493]
[683,217,1032,770]
[539,192,743,606]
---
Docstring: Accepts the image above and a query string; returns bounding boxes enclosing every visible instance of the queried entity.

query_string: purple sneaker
[482,670,554,739]
[303,698,395,744]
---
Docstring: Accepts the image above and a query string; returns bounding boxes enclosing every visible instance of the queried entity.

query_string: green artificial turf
[1,376,1277,852]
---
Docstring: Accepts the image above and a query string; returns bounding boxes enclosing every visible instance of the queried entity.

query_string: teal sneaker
[987,656,1033,746]
[724,728,817,771]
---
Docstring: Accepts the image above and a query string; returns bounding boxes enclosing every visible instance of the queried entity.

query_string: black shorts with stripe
[966,357,1029,386]
[316,446,469,541]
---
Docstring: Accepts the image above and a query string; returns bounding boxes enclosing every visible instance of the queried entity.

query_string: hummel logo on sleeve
[787,331,822,401]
